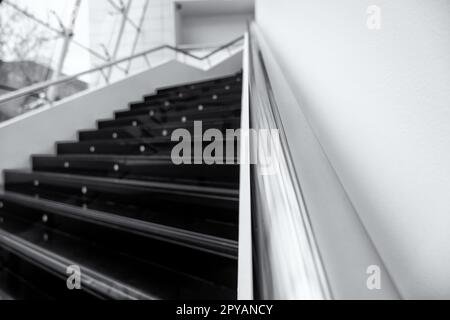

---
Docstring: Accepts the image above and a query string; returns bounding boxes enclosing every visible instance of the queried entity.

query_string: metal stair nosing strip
[0,228,155,300]
[0,191,238,259]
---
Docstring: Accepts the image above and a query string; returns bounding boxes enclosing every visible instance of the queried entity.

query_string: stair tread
[59,134,239,145]
[134,95,241,109]
[4,169,239,197]
[0,191,238,258]
[32,155,239,188]
[1,187,238,239]
[0,226,156,299]
[126,97,242,114]
[154,73,241,94]
[108,104,242,126]
[88,117,241,133]
[32,154,237,163]
[0,225,235,299]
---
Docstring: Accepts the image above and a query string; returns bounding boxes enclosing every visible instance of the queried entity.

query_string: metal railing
[0,35,244,106]
[247,24,332,299]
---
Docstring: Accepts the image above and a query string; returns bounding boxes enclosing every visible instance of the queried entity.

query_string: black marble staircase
[0,72,242,300]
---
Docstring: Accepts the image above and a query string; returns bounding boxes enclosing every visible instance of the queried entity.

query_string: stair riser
[154,76,242,96]
[1,189,238,235]
[57,139,240,156]
[0,247,96,300]
[124,96,242,114]
[134,93,241,110]
[0,214,236,299]
[4,172,239,217]
[144,86,241,103]
[0,204,238,287]
[32,158,239,188]
[107,105,241,128]
[81,119,241,141]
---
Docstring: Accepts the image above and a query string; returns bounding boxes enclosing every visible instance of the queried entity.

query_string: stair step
[80,118,240,142]
[142,93,241,108]
[155,73,241,95]
[1,184,238,239]
[131,95,241,111]
[0,245,96,300]
[125,97,241,116]
[0,224,235,299]
[0,191,238,258]
[4,170,239,218]
[145,83,241,99]
[32,155,239,188]
[0,191,238,293]
[109,104,241,128]
[143,87,241,105]
[57,136,239,156]
[0,226,155,299]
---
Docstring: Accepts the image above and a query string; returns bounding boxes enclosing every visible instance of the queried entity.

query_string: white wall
[178,13,252,45]
[252,25,399,300]
[256,0,450,299]
[0,54,242,186]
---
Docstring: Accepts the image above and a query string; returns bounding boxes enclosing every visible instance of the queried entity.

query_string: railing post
[105,0,133,82]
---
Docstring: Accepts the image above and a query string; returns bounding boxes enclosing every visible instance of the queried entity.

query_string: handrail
[248,23,332,299]
[198,36,244,59]
[0,35,245,105]
[237,32,253,300]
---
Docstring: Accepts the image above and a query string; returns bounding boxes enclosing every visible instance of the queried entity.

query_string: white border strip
[237,32,253,300]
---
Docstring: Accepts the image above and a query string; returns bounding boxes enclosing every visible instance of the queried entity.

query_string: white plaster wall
[178,13,252,45]
[256,0,450,299]
[252,24,399,300]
